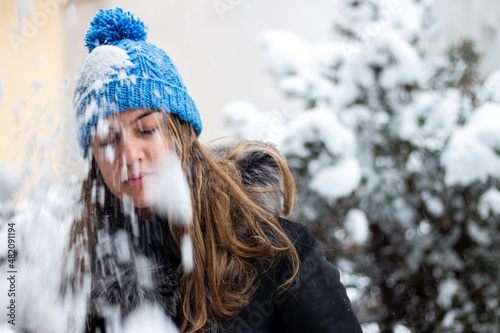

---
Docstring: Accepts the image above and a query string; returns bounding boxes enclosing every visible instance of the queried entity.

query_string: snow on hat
[74,7,202,158]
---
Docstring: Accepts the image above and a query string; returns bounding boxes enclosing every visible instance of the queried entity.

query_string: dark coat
[213,145,362,332]
[215,218,362,333]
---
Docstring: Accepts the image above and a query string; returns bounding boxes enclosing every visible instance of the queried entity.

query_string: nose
[120,133,145,166]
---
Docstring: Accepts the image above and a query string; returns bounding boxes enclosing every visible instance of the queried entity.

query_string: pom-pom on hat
[74,7,202,158]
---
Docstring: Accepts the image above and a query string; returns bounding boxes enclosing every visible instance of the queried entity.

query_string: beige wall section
[0,0,67,169]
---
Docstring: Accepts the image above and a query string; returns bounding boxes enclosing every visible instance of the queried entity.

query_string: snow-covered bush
[224,0,500,332]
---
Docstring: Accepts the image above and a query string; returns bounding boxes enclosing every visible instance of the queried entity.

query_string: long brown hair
[65,113,300,332]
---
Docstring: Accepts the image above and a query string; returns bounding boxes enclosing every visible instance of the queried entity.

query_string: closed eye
[100,135,118,147]
[138,128,158,135]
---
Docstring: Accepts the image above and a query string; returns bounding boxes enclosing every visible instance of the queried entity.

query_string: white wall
[430,0,500,77]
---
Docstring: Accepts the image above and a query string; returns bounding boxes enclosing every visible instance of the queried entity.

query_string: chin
[121,187,146,206]
[118,192,152,209]
[132,198,152,209]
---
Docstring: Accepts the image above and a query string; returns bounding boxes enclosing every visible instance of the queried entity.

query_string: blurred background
[2,1,500,332]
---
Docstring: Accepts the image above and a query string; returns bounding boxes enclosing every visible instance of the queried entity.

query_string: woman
[65,8,362,333]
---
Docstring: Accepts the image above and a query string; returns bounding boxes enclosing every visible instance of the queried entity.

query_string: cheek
[147,137,172,162]
[158,134,173,155]
[150,146,164,161]
[100,163,118,185]
[93,153,121,190]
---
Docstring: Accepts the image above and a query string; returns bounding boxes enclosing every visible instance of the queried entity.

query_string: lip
[124,173,152,187]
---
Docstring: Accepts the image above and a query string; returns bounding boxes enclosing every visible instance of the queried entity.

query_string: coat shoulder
[274,218,363,332]
[224,218,363,333]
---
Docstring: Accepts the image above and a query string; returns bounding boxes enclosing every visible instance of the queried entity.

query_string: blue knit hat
[74,8,202,158]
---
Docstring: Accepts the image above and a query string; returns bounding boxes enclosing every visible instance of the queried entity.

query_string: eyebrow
[99,110,163,134]
[131,109,163,126]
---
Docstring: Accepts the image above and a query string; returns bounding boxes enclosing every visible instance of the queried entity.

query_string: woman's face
[90,108,171,208]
